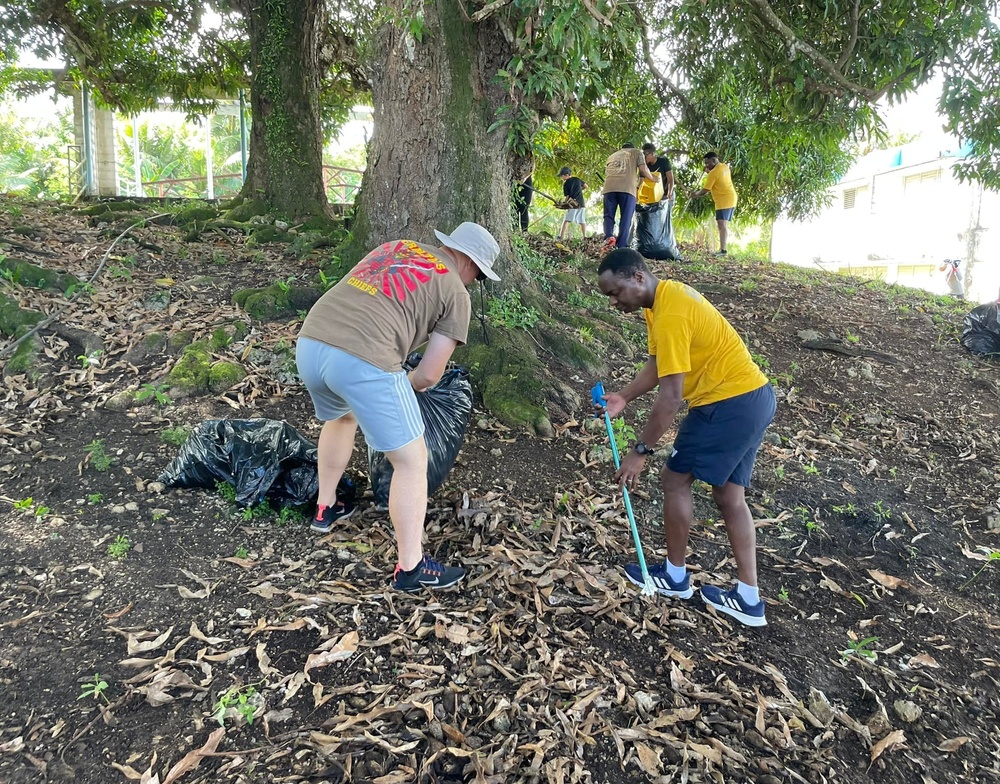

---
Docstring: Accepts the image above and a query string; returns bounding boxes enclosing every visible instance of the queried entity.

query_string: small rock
[309,549,332,560]
[490,448,502,457]
[146,482,166,494]
[859,361,876,381]
[124,502,139,512]
[274,220,289,231]
[477,418,490,430]
[235,608,253,619]
[336,549,352,561]
[473,665,494,678]
[987,512,1000,532]
[534,417,555,438]
[111,505,126,514]
[584,418,604,434]
[634,691,656,716]
[808,688,835,727]
[428,719,444,740]
[491,714,511,733]
[104,391,134,412]
[863,411,883,425]
[797,329,823,342]
[893,700,923,723]
[763,432,782,446]
[151,508,169,519]
[866,708,892,738]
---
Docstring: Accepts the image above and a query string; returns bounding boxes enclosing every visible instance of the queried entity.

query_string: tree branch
[745,0,879,101]
[836,0,860,70]
[628,2,694,114]
[470,0,513,24]
[580,0,613,27]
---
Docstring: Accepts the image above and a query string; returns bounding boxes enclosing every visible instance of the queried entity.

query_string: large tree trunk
[239,0,330,219]
[349,1,519,273]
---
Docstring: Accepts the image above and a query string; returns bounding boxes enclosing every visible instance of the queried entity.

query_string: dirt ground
[1,198,999,784]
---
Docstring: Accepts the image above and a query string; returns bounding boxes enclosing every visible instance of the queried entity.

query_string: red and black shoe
[392,555,466,592]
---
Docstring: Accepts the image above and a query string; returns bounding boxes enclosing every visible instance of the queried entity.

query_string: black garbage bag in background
[961,302,1000,357]
[635,201,681,260]
[368,358,473,508]
[159,419,320,508]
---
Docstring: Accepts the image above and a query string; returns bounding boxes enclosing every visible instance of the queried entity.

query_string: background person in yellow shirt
[688,152,738,256]
[594,248,776,627]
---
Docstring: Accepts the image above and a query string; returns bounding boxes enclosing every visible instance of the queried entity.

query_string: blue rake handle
[591,382,652,586]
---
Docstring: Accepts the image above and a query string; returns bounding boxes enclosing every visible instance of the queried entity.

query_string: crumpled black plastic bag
[367,357,473,508]
[158,419,320,508]
[635,200,681,260]
[961,302,1000,357]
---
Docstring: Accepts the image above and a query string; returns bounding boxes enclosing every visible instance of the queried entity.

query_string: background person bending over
[688,152,738,256]
[594,248,776,627]
[296,223,500,593]
[558,166,587,240]
[602,143,654,250]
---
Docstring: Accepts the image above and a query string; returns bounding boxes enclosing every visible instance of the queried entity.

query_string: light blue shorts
[295,337,424,453]
[563,207,586,224]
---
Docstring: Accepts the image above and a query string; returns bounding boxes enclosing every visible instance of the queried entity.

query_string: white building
[771,140,1000,303]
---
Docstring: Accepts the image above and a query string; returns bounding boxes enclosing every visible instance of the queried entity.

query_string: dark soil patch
[1,197,999,783]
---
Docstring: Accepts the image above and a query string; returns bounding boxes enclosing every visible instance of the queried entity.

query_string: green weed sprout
[961,548,1000,590]
[841,635,879,664]
[107,535,130,559]
[78,674,111,704]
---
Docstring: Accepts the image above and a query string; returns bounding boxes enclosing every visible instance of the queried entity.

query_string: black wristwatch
[633,441,652,455]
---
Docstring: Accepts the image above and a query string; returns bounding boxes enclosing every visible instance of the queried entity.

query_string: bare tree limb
[836,0,861,70]
[470,0,513,24]
[745,0,880,101]
[628,1,695,114]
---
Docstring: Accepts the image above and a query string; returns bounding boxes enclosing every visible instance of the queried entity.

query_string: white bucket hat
[434,222,501,281]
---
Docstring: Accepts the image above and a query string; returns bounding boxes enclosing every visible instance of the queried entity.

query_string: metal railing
[141,165,364,202]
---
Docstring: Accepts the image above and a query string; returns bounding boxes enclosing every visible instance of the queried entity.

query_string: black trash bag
[635,200,681,260]
[367,356,473,508]
[158,419,321,508]
[961,302,1000,357]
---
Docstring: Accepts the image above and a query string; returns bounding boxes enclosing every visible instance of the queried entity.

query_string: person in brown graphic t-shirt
[296,222,500,593]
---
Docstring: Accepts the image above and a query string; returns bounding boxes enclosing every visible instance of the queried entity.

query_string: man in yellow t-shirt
[689,151,738,257]
[594,248,776,627]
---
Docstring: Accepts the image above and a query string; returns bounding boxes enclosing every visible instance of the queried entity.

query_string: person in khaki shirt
[602,143,655,250]
[296,222,500,593]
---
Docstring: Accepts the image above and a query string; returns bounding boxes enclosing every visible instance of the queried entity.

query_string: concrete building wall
[772,144,1000,304]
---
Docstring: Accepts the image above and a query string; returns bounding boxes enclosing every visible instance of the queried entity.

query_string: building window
[843,186,867,210]
[903,169,942,193]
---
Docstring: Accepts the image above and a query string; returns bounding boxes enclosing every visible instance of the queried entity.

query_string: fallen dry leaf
[162,727,225,784]
[127,627,174,656]
[937,736,971,753]
[304,630,359,674]
[867,569,910,589]
[870,729,907,764]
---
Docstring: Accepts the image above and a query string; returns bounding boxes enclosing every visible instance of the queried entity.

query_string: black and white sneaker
[625,561,694,598]
[701,584,767,627]
[392,555,465,593]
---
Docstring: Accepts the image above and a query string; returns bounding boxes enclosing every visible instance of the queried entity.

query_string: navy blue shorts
[715,207,735,221]
[667,383,776,487]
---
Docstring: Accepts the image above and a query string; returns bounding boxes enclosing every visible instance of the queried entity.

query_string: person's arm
[639,162,656,184]
[614,372,685,489]
[597,357,658,418]
[665,169,675,200]
[409,331,458,391]
[689,187,709,199]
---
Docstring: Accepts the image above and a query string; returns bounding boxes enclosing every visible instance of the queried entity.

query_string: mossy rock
[0,257,81,293]
[247,226,288,245]
[167,341,212,393]
[537,325,606,374]
[209,322,248,350]
[168,330,194,353]
[143,332,168,351]
[208,360,247,392]
[225,198,269,223]
[233,285,321,320]
[173,205,220,224]
[3,333,42,378]
[0,293,44,337]
[453,328,551,435]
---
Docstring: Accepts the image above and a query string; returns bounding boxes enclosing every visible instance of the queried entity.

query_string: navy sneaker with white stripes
[624,562,694,599]
[701,584,767,627]
[392,555,466,593]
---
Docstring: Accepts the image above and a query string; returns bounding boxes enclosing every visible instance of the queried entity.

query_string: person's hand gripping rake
[591,382,655,596]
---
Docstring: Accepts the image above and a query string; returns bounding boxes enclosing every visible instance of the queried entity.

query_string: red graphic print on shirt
[346,241,449,301]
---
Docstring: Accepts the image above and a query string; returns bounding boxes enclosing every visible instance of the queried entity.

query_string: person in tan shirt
[602,143,655,250]
[296,222,500,592]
